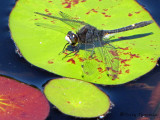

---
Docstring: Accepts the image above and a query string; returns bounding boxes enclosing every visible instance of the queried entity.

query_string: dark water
[0,0,160,120]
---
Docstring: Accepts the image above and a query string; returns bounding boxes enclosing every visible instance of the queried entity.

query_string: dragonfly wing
[101,42,119,80]
[35,23,68,34]
[93,38,119,80]
[35,12,87,31]
[81,43,96,78]
[81,37,119,81]
[59,11,87,31]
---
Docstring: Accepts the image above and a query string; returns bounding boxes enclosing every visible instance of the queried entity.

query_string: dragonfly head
[65,31,78,46]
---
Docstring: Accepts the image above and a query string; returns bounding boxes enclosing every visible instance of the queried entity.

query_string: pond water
[0,0,160,120]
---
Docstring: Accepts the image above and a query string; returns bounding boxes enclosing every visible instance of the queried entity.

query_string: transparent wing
[81,38,119,80]
[81,43,96,77]
[101,43,119,80]
[94,38,119,80]
[35,12,87,31]
[35,23,68,34]
[59,11,87,31]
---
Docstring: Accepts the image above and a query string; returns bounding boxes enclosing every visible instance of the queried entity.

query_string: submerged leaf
[9,0,160,84]
[0,76,49,120]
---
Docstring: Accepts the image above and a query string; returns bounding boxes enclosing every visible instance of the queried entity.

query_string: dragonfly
[35,11,153,80]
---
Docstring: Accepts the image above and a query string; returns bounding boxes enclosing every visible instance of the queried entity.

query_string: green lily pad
[44,78,111,118]
[9,0,160,84]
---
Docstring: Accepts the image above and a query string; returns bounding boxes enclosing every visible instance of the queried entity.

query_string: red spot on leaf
[34,19,38,20]
[62,0,80,8]
[67,101,70,104]
[130,53,140,58]
[67,58,75,64]
[120,47,129,50]
[109,50,118,56]
[86,9,98,14]
[47,13,52,15]
[124,64,130,66]
[48,1,53,3]
[128,13,133,16]
[95,59,102,62]
[119,70,122,74]
[78,57,84,62]
[125,69,130,73]
[97,67,103,73]
[120,59,128,64]
[43,17,47,19]
[105,15,111,17]
[101,12,111,17]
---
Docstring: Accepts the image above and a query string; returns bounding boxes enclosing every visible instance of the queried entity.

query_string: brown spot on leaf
[125,69,130,73]
[135,11,141,14]
[45,9,49,12]
[81,0,86,2]
[48,59,54,64]
[103,9,108,11]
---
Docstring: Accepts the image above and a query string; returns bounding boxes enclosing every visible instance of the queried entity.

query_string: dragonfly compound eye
[65,31,78,46]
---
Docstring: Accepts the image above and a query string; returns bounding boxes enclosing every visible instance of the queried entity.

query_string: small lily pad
[44,78,111,118]
[0,76,49,120]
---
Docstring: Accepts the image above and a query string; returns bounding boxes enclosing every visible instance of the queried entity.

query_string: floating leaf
[0,76,49,120]
[44,78,111,118]
[9,0,160,84]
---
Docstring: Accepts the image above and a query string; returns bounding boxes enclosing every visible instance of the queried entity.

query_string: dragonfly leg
[73,44,81,55]
[62,45,79,59]
[59,43,69,55]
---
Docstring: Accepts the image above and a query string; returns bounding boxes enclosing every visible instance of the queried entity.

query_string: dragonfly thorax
[65,31,78,46]
[77,25,103,44]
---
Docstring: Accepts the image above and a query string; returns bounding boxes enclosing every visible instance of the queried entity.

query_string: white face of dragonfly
[65,35,72,44]
[65,31,78,46]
